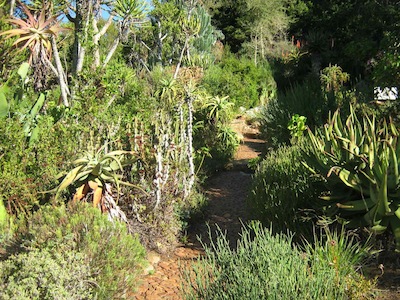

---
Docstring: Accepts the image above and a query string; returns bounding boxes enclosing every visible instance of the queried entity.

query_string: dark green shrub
[183,222,372,300]
[201,54,275,108]
[0,249,93,300]
[249,142,324,237]
[14,203,146,299]
[259,78,336,147]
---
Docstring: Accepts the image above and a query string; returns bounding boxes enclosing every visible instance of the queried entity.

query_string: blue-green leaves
[305,105,400,250]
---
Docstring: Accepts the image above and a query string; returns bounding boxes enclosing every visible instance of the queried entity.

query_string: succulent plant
[52,141,140,218]
[304,104,400,250]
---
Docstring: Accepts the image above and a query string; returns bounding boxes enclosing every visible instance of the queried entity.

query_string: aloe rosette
[305,105,400,250]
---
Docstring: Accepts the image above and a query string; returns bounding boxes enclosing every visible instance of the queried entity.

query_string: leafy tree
[124,0,218,72]
[206,0,250,53]
[242,0,293,63]
[290,0,400,77]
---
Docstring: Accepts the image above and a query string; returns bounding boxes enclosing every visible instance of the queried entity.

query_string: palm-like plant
[0,3,63,60]
[0,1,70,105]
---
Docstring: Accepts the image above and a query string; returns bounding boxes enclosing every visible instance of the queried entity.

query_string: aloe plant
[0,1,70,104]
[53,141,140,217]
[305,105,400,250]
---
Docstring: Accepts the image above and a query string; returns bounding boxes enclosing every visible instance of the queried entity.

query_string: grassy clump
[183,222,373,300]
[259,79,335,147]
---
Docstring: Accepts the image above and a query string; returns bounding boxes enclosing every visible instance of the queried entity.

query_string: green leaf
[337,198,376,212]
[17,62,30,82]
[390,217,400,252]
[29,93,45,117]
[0,197,8,228]
[55,166,83,198]
[0,88,8,118]
[29,125,40,146]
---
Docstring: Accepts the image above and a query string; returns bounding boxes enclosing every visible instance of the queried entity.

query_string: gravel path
[131,118,265,299]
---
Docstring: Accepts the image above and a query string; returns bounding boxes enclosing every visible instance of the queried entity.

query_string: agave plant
[54,143,139,215]
[305,105,400,250]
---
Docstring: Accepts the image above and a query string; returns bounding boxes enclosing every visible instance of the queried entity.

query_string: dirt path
[132,117,265,299]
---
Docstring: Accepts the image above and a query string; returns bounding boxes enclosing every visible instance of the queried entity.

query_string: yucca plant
[53,142,139,217]
[305,104,400,250]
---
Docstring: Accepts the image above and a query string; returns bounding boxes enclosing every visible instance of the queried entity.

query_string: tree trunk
[93,15,114,68]
[102,37,120,68]
[173,37,188,79]
[9,0,15,15]
[51,36,70,107]
[72,0,92,75]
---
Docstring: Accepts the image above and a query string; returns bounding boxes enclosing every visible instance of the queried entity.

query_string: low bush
[0,115,79,215]
[0,249,93,300]
[201,53,276,108]
[249,142,324,238]
[7,203,146,299]
[183,222,373,300]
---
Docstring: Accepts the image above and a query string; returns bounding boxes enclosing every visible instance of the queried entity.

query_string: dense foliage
[249,142,323,238]
[1,0,399,297]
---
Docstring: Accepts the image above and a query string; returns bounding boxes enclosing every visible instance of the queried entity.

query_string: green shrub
[259,78,336,147]
[183,222,372,299]
[0,249,94,300]
[14,203,146,299]
[0,115,79,215]
[201,54,276,108]
[249,142,324,237]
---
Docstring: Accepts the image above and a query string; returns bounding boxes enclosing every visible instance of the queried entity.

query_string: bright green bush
[193,94,239,173]
[201,54,276,108]
[183,222,372,300]
[249,142,324,237]
[14,203,146,299]
[0,249,94,300]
